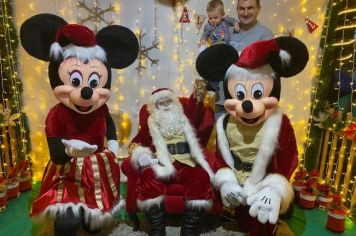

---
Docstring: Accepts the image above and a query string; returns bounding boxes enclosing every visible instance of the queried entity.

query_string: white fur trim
[49,42,63,61]
[32,199,125,230]
[251,174,294,214]
[137,195,164,211]
[216,114,234,169]
[50,43,107,63]
[215,167,239,188]
[147,112,214,182]
[279,50,291,68]
[181,115,215,182]
[245,110,282,185]
[225,64,274,81]
[148,116,176,179]
[131,146,153,170]
[186,199,213,211]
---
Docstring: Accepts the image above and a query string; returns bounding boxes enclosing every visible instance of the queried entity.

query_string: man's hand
[62,139,97,158]
[220,182,245,207]
[107,140,119,156]
[247,186,281,224]
[234,22,240,32]
[137,153,157,168]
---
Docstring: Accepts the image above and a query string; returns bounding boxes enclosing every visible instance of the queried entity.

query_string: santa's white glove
[107,140,119,156]
[220,182,245,207]
[137,153,158,168]
[62,139,97,158]
[247,186,281,224]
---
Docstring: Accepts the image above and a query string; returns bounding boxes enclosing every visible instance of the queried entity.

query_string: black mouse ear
[196,44,239,82]
[96,25,139,69]
[269,36,309,78]
[20,14,67,61]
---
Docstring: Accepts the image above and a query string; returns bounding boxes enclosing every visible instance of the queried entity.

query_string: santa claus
[128,80,215,236]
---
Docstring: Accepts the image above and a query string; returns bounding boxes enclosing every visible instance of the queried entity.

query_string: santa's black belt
[230,151,253,172]
[167,142,190,155]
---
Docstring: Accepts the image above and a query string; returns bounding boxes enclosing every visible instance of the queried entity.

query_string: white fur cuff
[186,199,213,211]
[131,146,153,170]
[137,195,164,211]
[215,168,239,188]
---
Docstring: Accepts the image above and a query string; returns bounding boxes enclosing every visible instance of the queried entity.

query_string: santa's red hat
[50,24,106,62]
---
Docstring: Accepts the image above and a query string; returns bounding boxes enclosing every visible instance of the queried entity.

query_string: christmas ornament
[344,123,356,140]
[77,0,115,32]
[179,6,190,23]
[136,31,159,73]
[305,18,318,33]
[194,13,206,31]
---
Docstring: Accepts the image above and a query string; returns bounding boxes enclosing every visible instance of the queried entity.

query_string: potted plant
[299,178,317,209]
[0,176,7,212]
[292,169,308,202]
[326,194,347,232]
[317,183,333,210]
[18,160,32,192]
[6,167,20,200]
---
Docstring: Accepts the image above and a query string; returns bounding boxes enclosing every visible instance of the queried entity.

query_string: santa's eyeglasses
[155,97,173,110]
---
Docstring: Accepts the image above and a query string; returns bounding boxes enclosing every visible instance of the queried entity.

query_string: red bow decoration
[7,166,18,179]
[294,169,309,180]
[344,123,356,141]
[317,183,330,196]
[309,169,320,178]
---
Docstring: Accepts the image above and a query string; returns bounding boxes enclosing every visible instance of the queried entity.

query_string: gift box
[299,188,317,209]
[18,160,32,192]
[326,209,347,232]
[0,177,7,212]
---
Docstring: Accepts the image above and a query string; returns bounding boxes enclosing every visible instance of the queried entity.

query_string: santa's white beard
[151,103,185,139]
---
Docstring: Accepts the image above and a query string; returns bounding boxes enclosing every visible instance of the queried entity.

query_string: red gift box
[299,188,317,209]
[326,209,346,232]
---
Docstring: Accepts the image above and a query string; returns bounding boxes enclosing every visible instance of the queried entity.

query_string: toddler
[199,0,239,52]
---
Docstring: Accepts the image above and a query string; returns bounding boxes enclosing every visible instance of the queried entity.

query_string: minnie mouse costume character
[20,14,138,235]
[196,37,309,235]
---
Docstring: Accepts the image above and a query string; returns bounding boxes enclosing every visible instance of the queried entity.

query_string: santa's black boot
[180,208,204,236]
[145,205,166,236]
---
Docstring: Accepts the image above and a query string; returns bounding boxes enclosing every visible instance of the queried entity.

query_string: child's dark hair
[207,0,225,15]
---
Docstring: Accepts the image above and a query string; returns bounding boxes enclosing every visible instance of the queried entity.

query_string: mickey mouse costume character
[196,37,309,235]
[20,14,138,235]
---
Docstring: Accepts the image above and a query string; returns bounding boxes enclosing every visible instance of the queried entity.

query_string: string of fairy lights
[0,0,30,177]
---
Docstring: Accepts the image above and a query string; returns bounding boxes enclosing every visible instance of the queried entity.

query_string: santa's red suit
[128,83,216,210]
[30,103,122,225]
[214,111,298,236]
